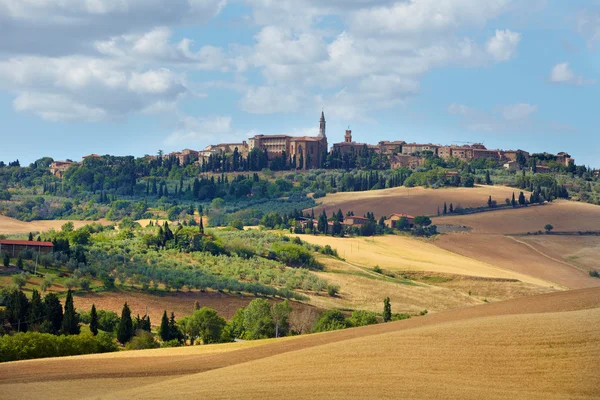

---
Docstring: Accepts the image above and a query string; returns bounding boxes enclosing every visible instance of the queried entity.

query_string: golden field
[0,216,109,235]
[310,185,528,217]
[2,287,599,400]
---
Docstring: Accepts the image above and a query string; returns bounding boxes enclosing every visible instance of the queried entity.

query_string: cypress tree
[90,304,99,336]
[16,256,24,270]
[117,303,134,344]
[169,312,182,343]
[28,289,43,331]
[511,192,517,207]
[449,203,454,213]
[3,253,9,267]
[443,202,447,215]
[159,310,171,341]
[199,215,204,234]
[383,297,392,322]
[61,289,80,335]
[28,232,33,241]
[43,293,63,334]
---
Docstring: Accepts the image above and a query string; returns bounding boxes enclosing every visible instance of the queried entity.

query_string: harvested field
[3,287,599,400]
[310,185,527,218]
[0,216,110,235]
[435,233,600,290]
[433,200,600,234]
[296,234,552,286]
[73,290,319,328]
[516,235,600,272]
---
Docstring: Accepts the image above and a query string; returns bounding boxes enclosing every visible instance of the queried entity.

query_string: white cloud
[549,62,596,85]
[499,103,537,120]
[348,0,511,36]
[165,115,234,145]
[13,92,107,122]
[0,56,189,120]
[240,86,308,114]
[486,29,521,61]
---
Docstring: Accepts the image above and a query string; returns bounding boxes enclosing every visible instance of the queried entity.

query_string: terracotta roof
[0,240,54,247]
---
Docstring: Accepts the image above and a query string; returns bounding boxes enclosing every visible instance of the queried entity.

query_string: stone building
[331,129,371,155]
[248,112,328,169]
[49,161,75,178]
[401,143,439,155]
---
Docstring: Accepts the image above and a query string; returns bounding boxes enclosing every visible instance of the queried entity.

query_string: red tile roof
[0,240,54,247]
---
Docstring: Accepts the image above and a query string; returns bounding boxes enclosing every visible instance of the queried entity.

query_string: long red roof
[0,240,54,247]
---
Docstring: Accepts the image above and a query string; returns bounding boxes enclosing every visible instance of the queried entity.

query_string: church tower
[319,111,326,138]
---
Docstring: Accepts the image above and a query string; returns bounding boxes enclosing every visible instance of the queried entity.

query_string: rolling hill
[2,287,599,400]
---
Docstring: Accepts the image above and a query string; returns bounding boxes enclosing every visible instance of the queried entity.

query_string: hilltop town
[48,112,579,179]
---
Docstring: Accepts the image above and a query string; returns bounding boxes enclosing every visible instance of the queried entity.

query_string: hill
[0,216,110,235]
[2,287,599,399]
[309,185,527,217]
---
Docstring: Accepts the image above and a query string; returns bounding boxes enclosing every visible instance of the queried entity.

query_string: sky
[0,0,598,167]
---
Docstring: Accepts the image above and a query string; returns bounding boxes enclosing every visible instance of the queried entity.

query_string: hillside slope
[2,287,599,400]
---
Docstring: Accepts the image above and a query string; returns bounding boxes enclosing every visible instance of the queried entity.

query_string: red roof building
[0,240,54,257]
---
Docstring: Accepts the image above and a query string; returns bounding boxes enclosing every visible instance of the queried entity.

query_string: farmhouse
[0,240,54,257]
[50,161,75,178]
[384,214,415,229]
[343,216,370,227]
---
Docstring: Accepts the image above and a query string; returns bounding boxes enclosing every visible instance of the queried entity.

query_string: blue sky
[0,0,598,167]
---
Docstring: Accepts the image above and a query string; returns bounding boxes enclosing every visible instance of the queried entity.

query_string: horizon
[1,1,598,167]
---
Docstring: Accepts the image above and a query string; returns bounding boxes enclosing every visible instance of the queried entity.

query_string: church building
[248,112,328,169]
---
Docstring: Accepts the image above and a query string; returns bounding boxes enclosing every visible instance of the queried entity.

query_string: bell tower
[345,128,352,143]
[319,111,326,138]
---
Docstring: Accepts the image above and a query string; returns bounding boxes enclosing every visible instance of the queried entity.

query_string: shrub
[272,243,320,269]
[348,310,378,327]
[0,332,117,362]
[125,331,159,350]
[327,284,339,297]
[313,310,349,333]
[589,270,600,279]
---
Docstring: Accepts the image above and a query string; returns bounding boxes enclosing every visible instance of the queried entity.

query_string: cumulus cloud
[0,56,189,121]
[165,115,234,145]
[486,29,521,61]
[549,62,596,85]
[576,10,600,47]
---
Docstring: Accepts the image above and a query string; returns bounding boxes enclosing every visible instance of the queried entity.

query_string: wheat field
[2,287,599,400]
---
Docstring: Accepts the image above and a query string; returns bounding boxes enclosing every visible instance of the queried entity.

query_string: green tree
[61,289,80,335]
[313,310,349,333]
[544,224,554,233]
[443,202,447,215]
[413,216,432,227]
[159,310,171,342]
[518,191,526,206]
[485,170,492,185]
[12,273,27,290]
[511,192,517,207]
[42,293,63,334]
[449,203,454,213]
[188,307,227,345]
[28,232,33,241]
[28,289,43,331]
[16,256,24,270]
[117,303,134,344]
[90,304,99,336]
[383,297,392,322]
[168,312,184,343]
[2,252,9,267]
[348,310,378,327]
[272,300,292,338]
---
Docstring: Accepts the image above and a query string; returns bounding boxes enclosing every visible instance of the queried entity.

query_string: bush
[125,331,159,350]
[327,284,339,297]
[312,190,326,199]
[348,310,378,327]
[313,310,349,333]
[589,270,600,279]
[0,332,117,362]
[272,243,320,269]
[160,339,183,348]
